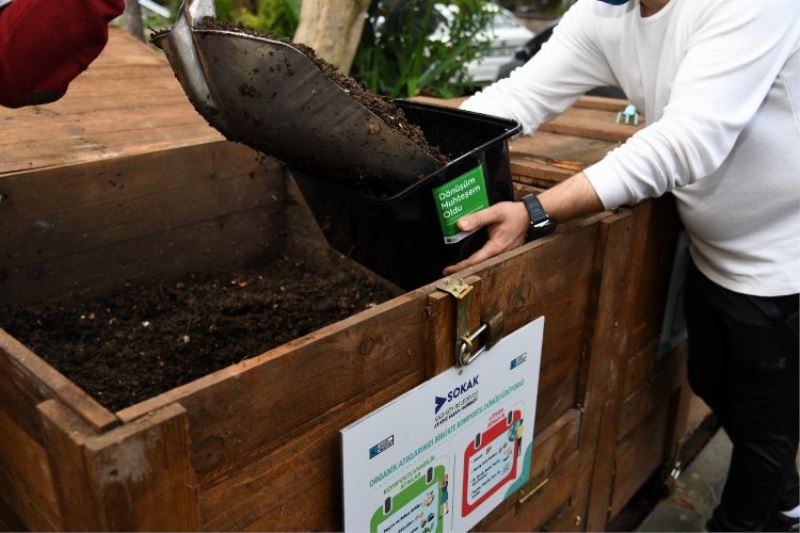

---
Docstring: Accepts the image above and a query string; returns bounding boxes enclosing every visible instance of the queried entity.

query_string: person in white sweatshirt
[444,0,800,530]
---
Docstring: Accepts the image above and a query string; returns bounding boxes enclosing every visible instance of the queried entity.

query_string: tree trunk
[123,0,144,42]
[293,0,371,75]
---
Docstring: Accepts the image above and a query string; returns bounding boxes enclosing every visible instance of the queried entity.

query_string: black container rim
[374,99,522,202]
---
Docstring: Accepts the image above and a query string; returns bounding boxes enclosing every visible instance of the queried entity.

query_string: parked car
[431,3,535,84]
[466,5,536,84]
[496,18,626,98]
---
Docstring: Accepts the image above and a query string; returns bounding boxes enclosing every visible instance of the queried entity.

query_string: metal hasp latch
[436,278,505,367]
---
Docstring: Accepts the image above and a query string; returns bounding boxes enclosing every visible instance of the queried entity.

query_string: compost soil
[193,18,449,166]
[1,257,397,412]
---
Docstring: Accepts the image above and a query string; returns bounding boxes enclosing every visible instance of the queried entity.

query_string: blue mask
[597,0,630,4]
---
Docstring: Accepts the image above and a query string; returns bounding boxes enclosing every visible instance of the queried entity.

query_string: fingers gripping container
[293,100,521,290]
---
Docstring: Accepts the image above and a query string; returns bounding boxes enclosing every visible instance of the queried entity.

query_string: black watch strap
[521,194,557,238]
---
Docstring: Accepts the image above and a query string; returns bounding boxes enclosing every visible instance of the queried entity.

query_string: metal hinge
[436,278,505,367]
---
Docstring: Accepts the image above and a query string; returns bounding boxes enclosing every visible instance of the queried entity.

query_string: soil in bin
[190,18,449,166]
[0,257,397,412]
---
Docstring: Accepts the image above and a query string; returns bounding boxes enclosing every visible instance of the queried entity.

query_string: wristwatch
[521,194,557,239]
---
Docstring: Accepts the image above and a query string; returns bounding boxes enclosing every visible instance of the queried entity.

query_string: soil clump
[1,257,397,411]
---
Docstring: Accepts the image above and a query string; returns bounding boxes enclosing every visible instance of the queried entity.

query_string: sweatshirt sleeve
[460,0,617,134]
[0,0,125,108]
[585,0,800,209]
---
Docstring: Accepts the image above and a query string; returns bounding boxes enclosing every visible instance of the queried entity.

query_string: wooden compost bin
[0,31,709,532]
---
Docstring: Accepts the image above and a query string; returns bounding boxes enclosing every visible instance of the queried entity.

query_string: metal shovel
[152,0,442,192]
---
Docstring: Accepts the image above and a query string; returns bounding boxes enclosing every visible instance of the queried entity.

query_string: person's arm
[0,0,125,108]
[446,0,800,275]
[585,0,800,209]
[460,0,617,134]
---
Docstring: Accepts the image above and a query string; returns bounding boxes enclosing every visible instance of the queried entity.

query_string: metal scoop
[152,0,442,192]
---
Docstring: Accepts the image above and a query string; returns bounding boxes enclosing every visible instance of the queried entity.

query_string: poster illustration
[342,318,544,532]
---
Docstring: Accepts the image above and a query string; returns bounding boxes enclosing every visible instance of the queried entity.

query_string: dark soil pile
[194,18,449,165]
[1,257,397,411]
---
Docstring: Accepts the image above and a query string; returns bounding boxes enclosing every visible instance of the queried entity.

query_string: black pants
[685,259,799,531]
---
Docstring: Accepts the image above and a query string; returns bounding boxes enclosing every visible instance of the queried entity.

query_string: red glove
[0,0,125,108]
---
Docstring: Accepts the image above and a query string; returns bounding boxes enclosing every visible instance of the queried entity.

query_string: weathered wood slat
[573,95,630,112]
[39,400,200,531]
[1,105,206,146]
[0,143,267,219]
[0,123,221,175]
[0,206,284,305]
[483,452,581,532]
[2,159,282,268]
[0,408,61,531]
[618,349,684,440]
[0,331,118,434]
[609,400,672,517]
[539,106,645,142]
[198,371,425,531]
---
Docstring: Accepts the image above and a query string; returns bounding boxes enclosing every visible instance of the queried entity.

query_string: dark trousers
[685,259,799,531]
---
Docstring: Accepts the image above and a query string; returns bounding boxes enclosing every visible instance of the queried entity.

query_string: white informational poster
[341,318,544,533]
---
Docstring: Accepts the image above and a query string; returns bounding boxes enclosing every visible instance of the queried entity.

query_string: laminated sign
[432,164,491,244]
[341,318,544,533]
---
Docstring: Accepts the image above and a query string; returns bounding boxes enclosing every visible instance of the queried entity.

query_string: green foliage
[351,0,494,98]
[235,0,301,37]
[144,0,298,37]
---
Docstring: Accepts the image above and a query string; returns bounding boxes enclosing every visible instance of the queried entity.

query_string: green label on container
[432,165,490,244]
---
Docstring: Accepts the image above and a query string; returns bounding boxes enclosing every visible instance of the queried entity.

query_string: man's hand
[442,172,604,276]
[442,201,529,275]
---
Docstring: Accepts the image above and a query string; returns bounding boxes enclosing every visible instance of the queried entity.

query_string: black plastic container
[293,100,521,290]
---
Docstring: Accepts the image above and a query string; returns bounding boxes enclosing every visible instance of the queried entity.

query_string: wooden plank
[530,409,581,481]
[426,292,455,377]
[614,198,681,358]
[509,131,622,188]
[39,400,200,531]
[0,142,286,304]
[0,206,284,305]
[535,373,577,434]
[90,28,167,66]
[622,340,658,398]
[0,408,61,531]
[482,452,581,532]
[0,105,206,147]
[617,352,684,442]
[198,370,425,531]
[0,142,269,220]
[580,211,639,532]
[0,493,27,532]
[424,274,481,378]
[477,408,581,532]
[1,153,283,268]
[0,330,119,435]
[0,123,221,175]
[511,157,574,187]
[539,106,644,142]
[512,182,545,199]
[609,401,671,517]
[573,95,630,113]
[510,132,618,165]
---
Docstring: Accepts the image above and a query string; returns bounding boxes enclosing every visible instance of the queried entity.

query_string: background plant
[143,0,299,37]
[351,0,494,98]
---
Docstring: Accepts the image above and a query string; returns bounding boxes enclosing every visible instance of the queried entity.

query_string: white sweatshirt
[462,0,800,297]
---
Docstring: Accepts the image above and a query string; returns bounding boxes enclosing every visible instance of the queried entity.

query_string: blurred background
[120,0,579,98]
